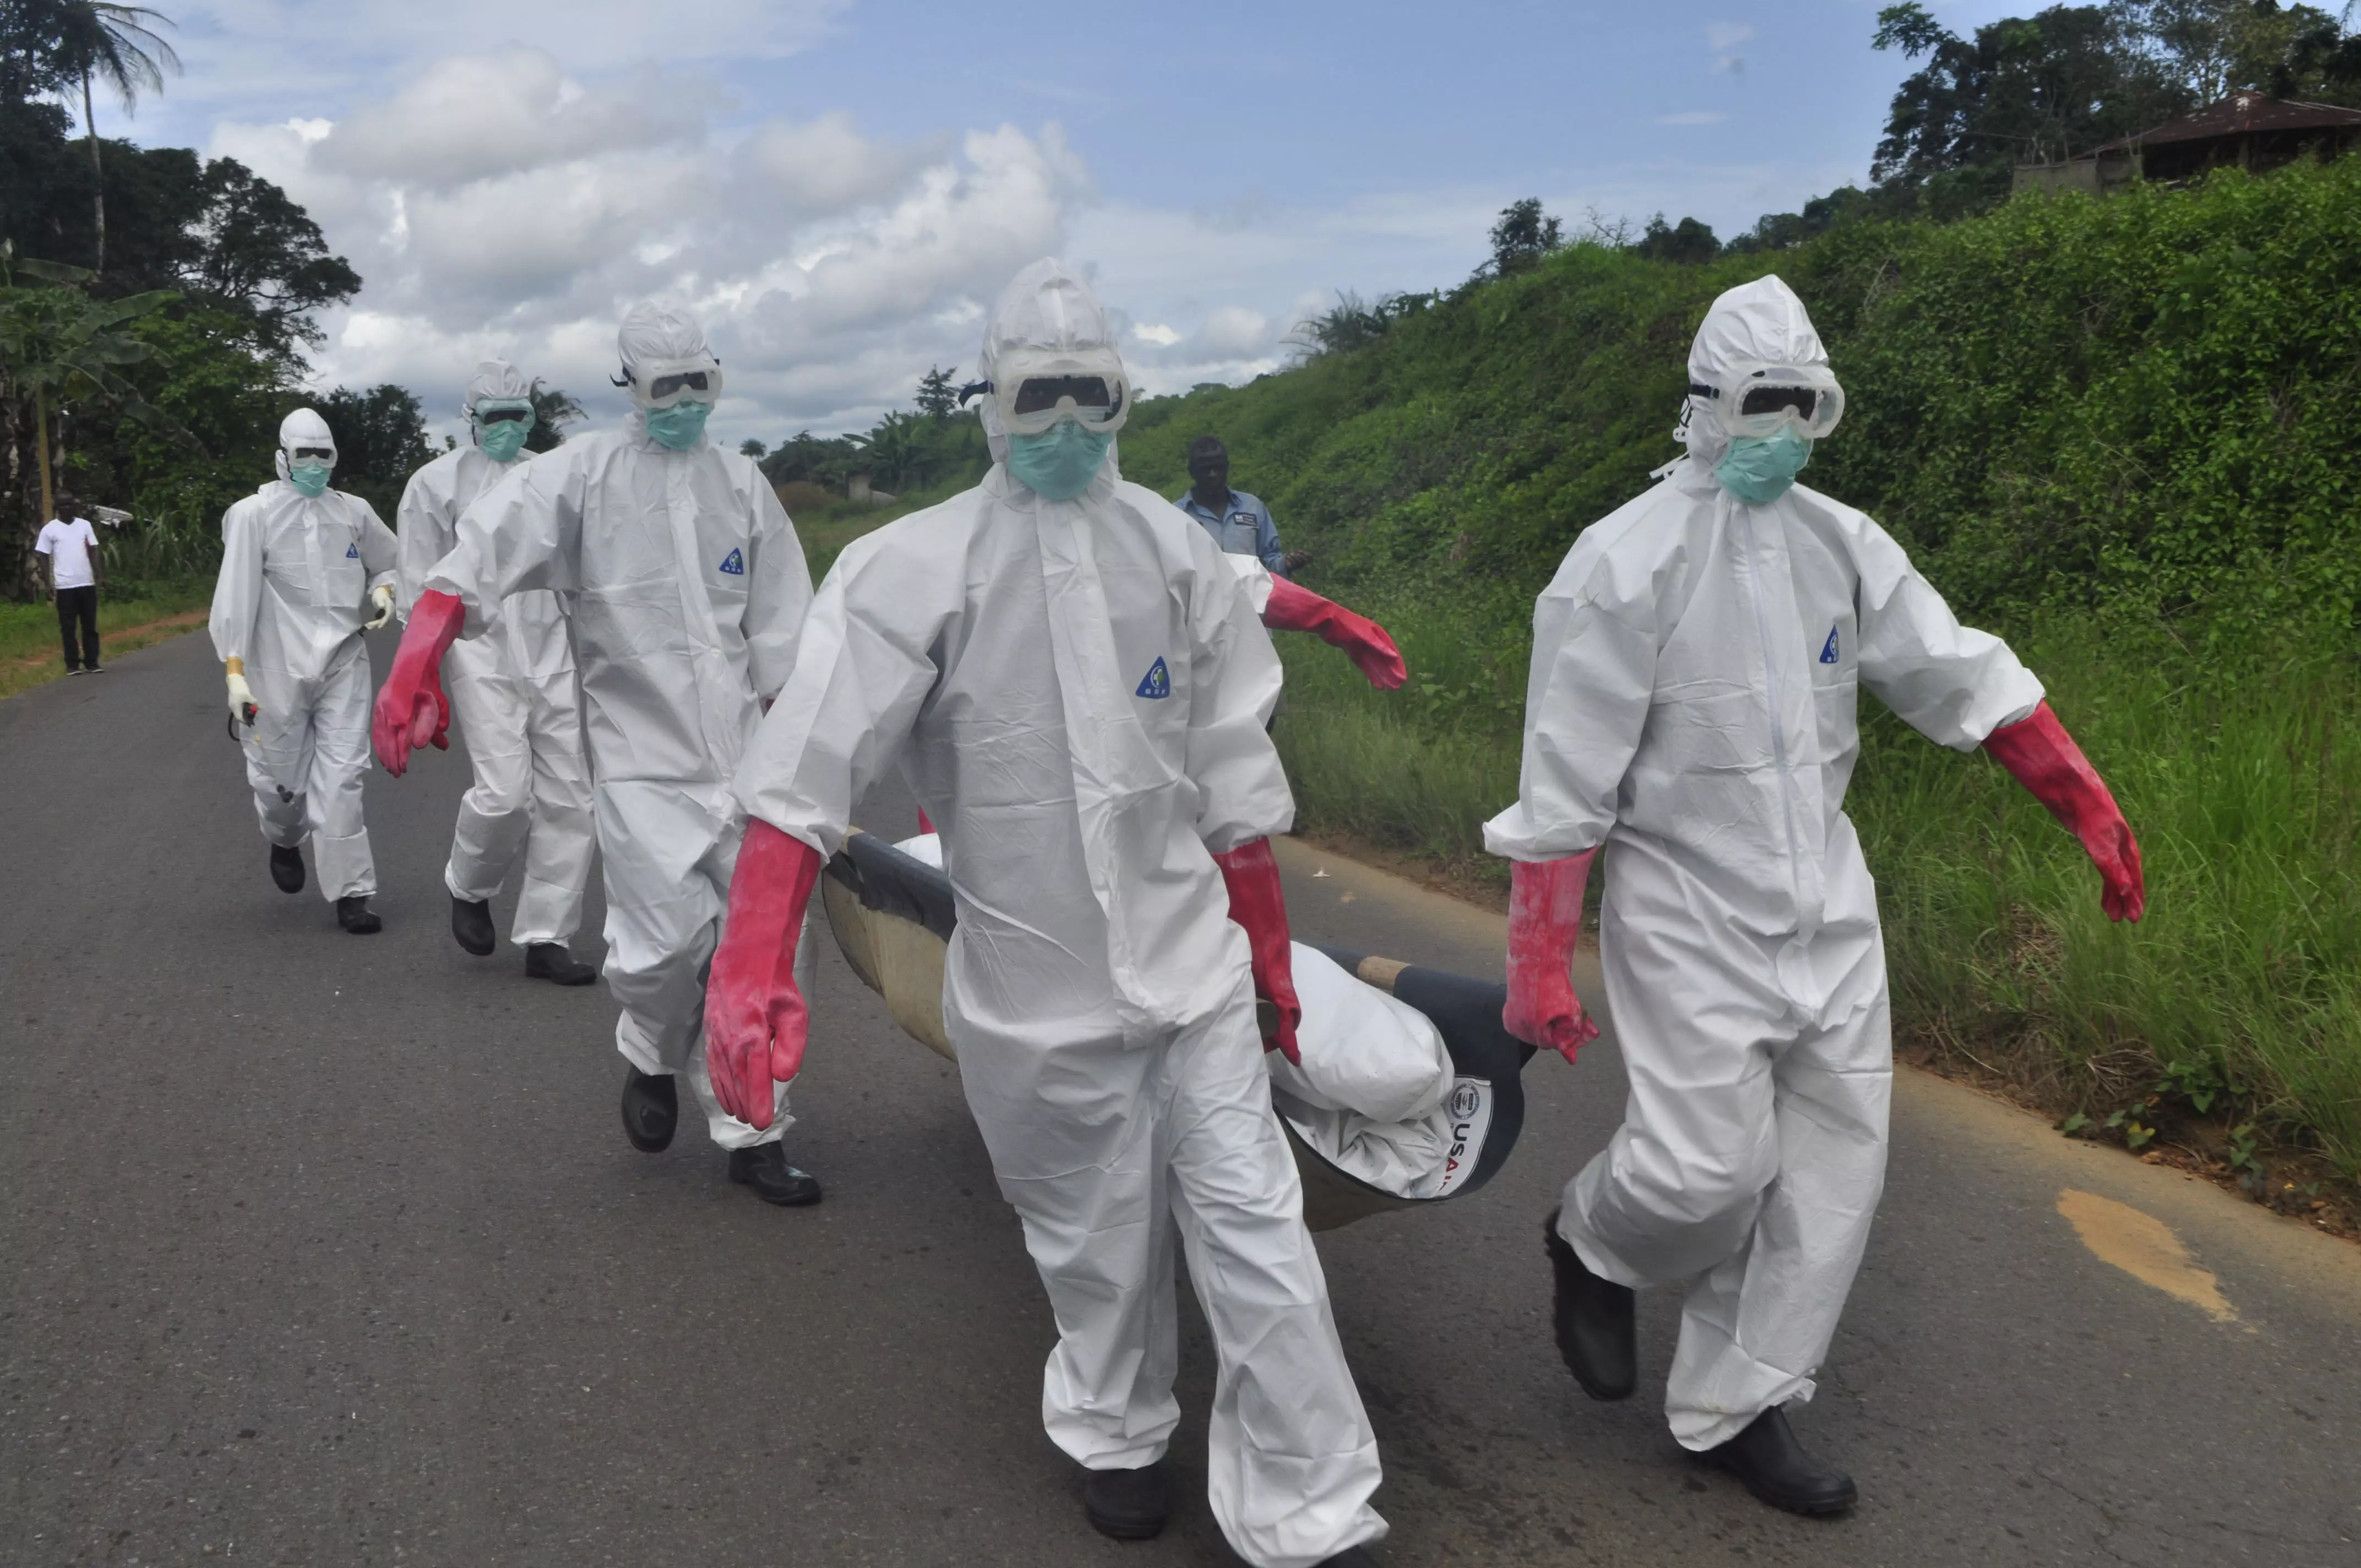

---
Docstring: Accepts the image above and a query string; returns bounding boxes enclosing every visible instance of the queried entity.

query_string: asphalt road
[3,628,2358,1567]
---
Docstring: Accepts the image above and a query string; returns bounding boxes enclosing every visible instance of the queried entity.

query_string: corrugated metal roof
[2096,94,2361,153]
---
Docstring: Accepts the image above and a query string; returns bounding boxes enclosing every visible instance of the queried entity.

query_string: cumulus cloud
[216,48,1087,439]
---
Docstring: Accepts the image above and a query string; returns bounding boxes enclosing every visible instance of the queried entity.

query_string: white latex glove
[365,582,396,630]
[227,671,259,726]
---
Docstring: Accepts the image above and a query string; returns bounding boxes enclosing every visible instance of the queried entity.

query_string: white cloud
[1705,22,1757,52]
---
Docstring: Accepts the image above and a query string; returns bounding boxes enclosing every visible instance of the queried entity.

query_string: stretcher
[820,829,1537,1231]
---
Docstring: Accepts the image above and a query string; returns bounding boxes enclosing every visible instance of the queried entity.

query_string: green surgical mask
[476,406,534,462]
[1007,418,1113,501]
[644,400,712,451]
[289,460,332,498]
[1713,428,1813,505]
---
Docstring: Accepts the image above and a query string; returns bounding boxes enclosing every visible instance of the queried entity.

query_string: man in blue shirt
[1176,437,1310,576]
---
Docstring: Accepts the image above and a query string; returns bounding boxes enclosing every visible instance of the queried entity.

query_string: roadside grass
[0,580,215,699]
[1271,603,2361,1182]
[786,470,989,582]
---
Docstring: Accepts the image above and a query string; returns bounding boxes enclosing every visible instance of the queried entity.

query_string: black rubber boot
[450,895,495,956]
[1080,1460,1169,1540]
[1704,1406,1858,1517]
[621,1069,677,1153]
[524,943,597,986]
[269,845,306,895]
[336,896,382,935]
[727,1144,824,1207]
[1544,1211,1636,1400]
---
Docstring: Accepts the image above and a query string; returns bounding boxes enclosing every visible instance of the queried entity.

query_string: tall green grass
[1271,603,2361,1173]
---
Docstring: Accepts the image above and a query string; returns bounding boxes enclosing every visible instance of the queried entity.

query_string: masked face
[475,402,535,462]
[1713,428,1813,505]
[644,400,712,451]
[288,459,333,497]
[1007,417,1113,501]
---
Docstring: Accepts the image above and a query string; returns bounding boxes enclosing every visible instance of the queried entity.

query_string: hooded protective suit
[733,259,1385,1568]
[209,409,401,900]
[421,309,813,1148]
[396,361,594,946]
[1484,276,2048,1450]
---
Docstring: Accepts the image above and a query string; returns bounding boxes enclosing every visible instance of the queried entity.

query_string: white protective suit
[425,307,813,1149]
[738,260,1384,1568]
[1484,276,2045,1450]
[396,362,595,946]
[209,409,401,900]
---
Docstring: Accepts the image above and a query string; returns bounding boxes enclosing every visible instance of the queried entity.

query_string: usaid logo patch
[1135,656,1171,699]
[718,547,745,576]
[1819,625,1840,664]
[1432,1077,1494,1197]
[345,542,360,559]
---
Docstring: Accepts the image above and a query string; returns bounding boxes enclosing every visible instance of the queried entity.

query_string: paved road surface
[3,629,2358,1566]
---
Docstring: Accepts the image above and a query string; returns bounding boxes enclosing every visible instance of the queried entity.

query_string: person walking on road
[704,260,1388,1568]
[36,496,104,675]
[395,361,598,987]
[1487,275,2146,1517]
[1178,436,1310,576]
[371,304,825,1210]
[209,410,401,935]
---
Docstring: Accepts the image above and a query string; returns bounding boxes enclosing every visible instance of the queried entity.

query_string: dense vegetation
[1122,155,2361,1175]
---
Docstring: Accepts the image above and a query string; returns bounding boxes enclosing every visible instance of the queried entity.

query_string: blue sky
[84,0,2027,444]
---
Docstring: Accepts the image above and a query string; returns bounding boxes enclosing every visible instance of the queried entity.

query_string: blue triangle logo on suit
[719,548,745,576]
[346,542,360,559]
[1135,657,1171,699]
[1820,626,1840,664]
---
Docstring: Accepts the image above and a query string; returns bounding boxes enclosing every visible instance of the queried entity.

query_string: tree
[1872,3,2188,184]
[1632,213,1721,264]
[738,437,768,459]
[42,2,181,276]
[0,238,176,589]
[315,383,434,519]
[1485,198,1563,277]
[915,364,959,421]
[176,158,359,354]
[525,380,582,453]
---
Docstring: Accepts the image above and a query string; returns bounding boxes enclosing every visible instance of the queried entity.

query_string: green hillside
[1124,160,2361,1178]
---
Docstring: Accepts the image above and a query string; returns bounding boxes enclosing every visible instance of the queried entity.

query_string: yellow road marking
[2057,1189,2239,1323]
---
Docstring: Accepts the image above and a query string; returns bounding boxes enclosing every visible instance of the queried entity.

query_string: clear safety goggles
[625,357,725,410]
[1690,365,1845,440]
[993,360,1130,437]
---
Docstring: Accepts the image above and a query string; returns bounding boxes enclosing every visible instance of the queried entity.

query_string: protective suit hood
[979,258,1126,466]
[616,302,722,410]
[1675,275,1831,471]
[464,359,534,417]
[276,407,336,482]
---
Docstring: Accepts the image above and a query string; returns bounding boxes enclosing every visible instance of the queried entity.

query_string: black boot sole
[1544,1213,1638,1401]
[1080,1468,1170,1540]
[1706,1450,1859,1517]
[621,1075,677,1154]
[451,899,496,956]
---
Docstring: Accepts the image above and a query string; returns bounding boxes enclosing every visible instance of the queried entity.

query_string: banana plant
[0,239,183,554]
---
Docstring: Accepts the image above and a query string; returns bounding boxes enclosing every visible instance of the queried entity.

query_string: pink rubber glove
[704,820,824,1129]
[1212,838,1304,1064]
[1982,701,2146,922]
[371,590,462,776]
[1504,850,1600,1064]
[1263,576,1408,690]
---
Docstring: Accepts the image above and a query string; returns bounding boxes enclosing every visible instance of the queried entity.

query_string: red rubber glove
[1263,576,1407,690]
[1983,701,2145,922]
[1212,838,1303,1064]
[1504,850,1600,1064]
[704,820,824,1129]
[371,589,463,776]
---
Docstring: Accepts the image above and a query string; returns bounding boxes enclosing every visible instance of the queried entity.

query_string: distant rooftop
[2094,93,2361,154]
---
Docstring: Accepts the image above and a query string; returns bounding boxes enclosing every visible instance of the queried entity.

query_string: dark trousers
[55,585,99,670]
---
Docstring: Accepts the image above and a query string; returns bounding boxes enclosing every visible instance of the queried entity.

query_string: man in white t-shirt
[35,498,104,675]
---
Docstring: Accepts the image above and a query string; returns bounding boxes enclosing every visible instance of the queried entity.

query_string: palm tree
[47,2,182,276]
[526,380,585,454]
